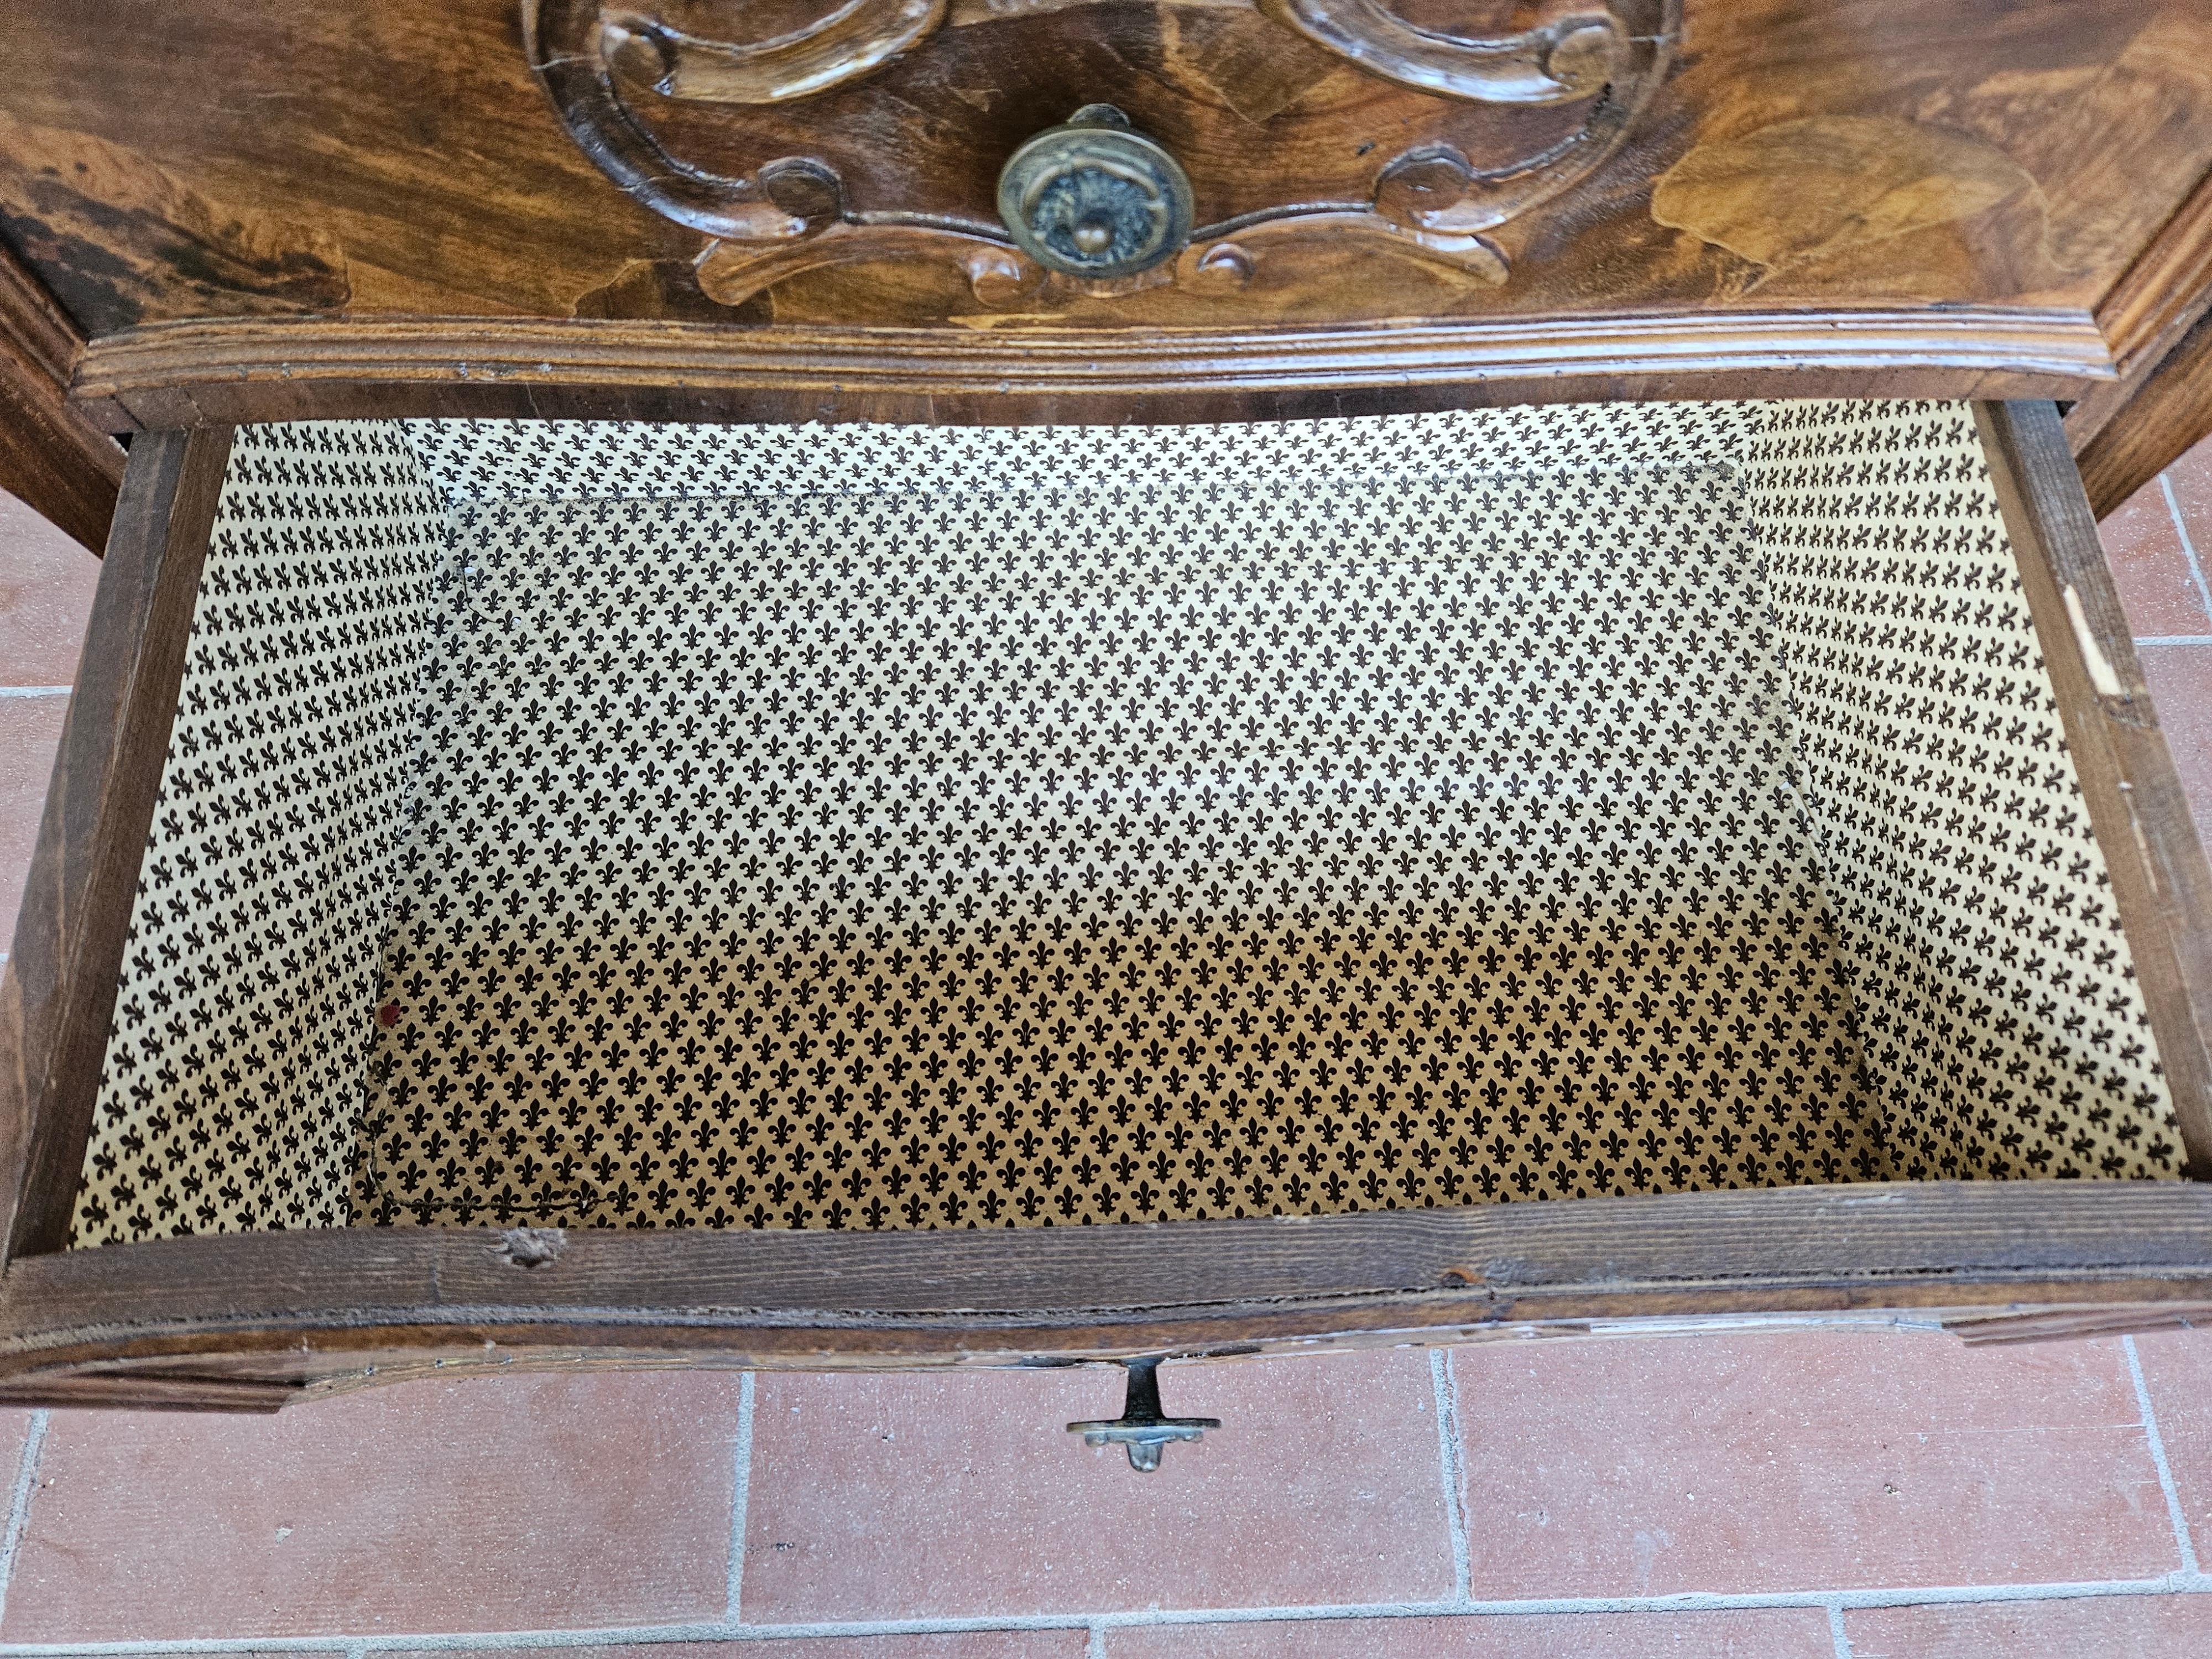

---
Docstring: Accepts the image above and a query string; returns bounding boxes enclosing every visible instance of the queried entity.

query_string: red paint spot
[378,1001,401,1029]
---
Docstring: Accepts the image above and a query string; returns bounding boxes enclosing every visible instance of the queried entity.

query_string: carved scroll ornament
[598,0,948,106]
[522,0,1680,310]
[1251,0,1627,106]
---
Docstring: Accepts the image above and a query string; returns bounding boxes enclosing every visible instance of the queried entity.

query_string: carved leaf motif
[528,0,1673,310]
[1650,116,2039,273]
[0,111,349,333]
[1252,0,1634,107]
[571,257,760,320]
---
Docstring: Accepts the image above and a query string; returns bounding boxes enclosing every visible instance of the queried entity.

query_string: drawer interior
[66,400,2185,1245]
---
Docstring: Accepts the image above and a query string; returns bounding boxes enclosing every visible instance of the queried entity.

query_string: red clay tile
[1105,1610,1834,1657]
[741,1350,1453,1622]
[0,1407,34,1475]
[2137,645,2212,847]
[1846,1594,2212,1657]
[0,697,64,951]
[2098,477,2211,638]
[1,1370,748,1641]
[0,488,99,687]
[2130,1328,2212,1556]
[396,1642,1086,1659]
[1450,1329,2173,1597]
[2158,431,2212,570]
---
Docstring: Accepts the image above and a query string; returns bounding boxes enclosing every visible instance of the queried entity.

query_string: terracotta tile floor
[4,427,2212,1656]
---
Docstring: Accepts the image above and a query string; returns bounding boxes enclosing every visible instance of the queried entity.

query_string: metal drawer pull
[1067,1357,1221,1472]
[998,106,1195,280]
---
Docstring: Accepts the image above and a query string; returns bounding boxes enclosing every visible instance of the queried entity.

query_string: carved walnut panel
[528,0,1678,319]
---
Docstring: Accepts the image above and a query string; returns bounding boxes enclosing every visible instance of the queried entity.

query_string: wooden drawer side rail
[0,427,233,1261]
[1976,400,2212,1176]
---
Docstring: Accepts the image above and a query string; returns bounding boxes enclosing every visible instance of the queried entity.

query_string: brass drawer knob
[997,105,1195,280]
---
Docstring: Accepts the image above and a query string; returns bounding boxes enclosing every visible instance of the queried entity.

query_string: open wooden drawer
[2,396,2210,1428]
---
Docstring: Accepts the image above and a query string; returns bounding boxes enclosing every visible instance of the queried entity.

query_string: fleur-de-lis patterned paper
[70,401,2181,1246]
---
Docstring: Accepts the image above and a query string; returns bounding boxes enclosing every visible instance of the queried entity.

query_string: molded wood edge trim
[67,307,2117,429]
[0,246,82,388]
[2093,165,2212,377]
[0,242,124,549]
[2071,163,2212,452]
[2075,304,2212,517]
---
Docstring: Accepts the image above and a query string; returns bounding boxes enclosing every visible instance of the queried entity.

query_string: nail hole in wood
[494,1227,567,1268]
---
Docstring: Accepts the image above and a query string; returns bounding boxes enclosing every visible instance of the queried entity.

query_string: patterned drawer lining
[68,401,2182,1245]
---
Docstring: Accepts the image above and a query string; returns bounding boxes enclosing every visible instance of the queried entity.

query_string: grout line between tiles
[1428,1347,1473,1604]
[12,1576,2212,1655]
[1828,1603,1853,1658]
[0,688,71,700]
[2162,471,2212,628]
[2134,634,2212,647]
[0,1412,50,1629]
[1085,1624,1106,1659]
[2126,1335,2201,1574]
[726,1372,755,1624]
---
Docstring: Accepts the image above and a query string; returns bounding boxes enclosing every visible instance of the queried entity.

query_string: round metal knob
[997,105,1195,280]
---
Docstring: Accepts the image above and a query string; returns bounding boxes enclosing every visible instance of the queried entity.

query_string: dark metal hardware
[997,105,1195,280]
[1066,1357,1220,1472]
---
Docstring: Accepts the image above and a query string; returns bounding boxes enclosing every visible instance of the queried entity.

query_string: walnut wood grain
[525,0,832,244]
[5,1181,2212,1405]
[0,427,232,1264]
[1975,400,2212,1177]
[2075,302,2212,519]
[65,307,2115,431]
[0,244,123,551]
